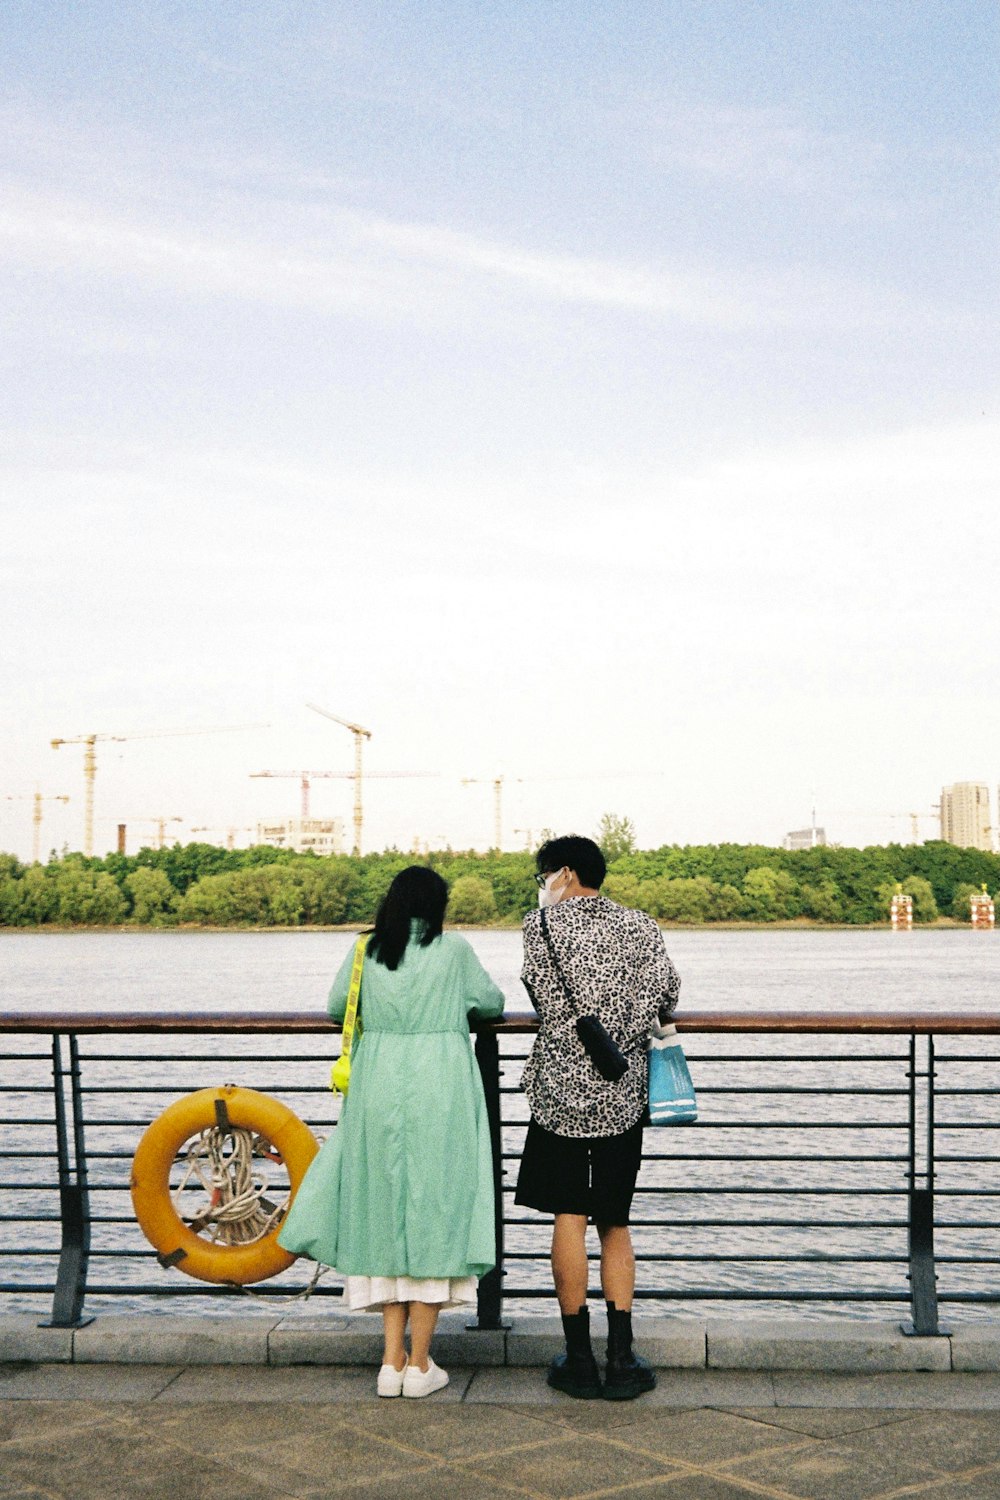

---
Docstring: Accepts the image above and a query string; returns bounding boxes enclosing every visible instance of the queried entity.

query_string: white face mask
[538,871,564,908]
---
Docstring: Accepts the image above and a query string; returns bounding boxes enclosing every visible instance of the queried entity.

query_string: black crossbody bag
[539,907,629,1083]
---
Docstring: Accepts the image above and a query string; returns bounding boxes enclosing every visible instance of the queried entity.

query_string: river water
[3,924,998,1014]
[2,928,998,1324]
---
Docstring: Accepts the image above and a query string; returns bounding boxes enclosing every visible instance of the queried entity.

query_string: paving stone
[623,1316,706,1369]
[922,1467,1000,1498]
[867,1410,1000,1471]
[0,1424,301,1500]
[719,1423,972,1500]
[773,1370,1000,1410]
[333,1397,561,1459]
[611,1480,775,1500]
[155,1361,473,1403]
[606,1405,818,1467]
[504,1314,566,1367]
[0,1363,182,1401]
[267,1315,383,1366]
[456,1431,683,1498]
[952,1328,1000,1372]
[0,1398,118,1442]
[465,1366,777,1409]
[117,1398,360,1455]
[427,1311,506,1368]
[727,1405,925,1438]
[640,1369,778,1408]
[453,1367,559,1404]
[0,1315,73,1364]
[707,1317,951,1373]
[508,1397,682,1432]
[296,1465,531,1500]
[74,1314,277,1366]
[226,1423,444,1493]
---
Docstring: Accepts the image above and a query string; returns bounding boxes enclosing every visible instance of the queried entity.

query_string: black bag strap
[539,907,579,1017]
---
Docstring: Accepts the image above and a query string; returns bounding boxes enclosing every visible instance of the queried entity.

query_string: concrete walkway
[5,1363,1000,1498]
[5,1316,1000,1498]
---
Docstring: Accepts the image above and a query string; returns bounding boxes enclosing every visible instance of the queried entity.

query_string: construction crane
[462,770,666,853]
[830,809,939,845]
[51,723,266,857]
[251,768,431,828]
[3,790,70,863]
[122,816,183,852]
[191,825,255,852]
[305,705,373,855]
[461,777,514,852]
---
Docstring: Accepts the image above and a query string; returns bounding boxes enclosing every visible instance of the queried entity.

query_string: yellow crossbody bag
[329,935,368,1096]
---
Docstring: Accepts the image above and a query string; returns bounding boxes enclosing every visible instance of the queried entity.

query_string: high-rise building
[783,827,827,851]
[256,817,345,856]
[939,783,992,851]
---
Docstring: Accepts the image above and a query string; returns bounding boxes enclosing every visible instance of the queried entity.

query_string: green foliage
[1,836,998,928]
[597,813,636,864]
[447,875,498,925]
[902,875,938,924]
[602,874,641,908]
[49,858,128,925]
[950,883,981,922]
[125,867,177,925]
[800,879,844,923]
[741,866,800,921]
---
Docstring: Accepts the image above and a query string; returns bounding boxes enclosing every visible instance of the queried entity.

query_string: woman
[278,866,505,1398]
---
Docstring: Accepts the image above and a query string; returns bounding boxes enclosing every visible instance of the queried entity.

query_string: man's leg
[551,1213,588,1313]
[592,1114,655,1404]
[596,1223,635,1308]
[595,1222,655,1400]
[548,1213,601,1398]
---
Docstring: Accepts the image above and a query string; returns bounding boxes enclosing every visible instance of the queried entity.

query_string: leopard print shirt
[520,895,681,1138]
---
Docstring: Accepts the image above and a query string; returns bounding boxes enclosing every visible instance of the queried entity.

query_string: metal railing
[2,1010,999,1333]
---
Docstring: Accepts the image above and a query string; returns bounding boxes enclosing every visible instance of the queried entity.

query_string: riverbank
[3,841,996,930]
[0,917,980,933]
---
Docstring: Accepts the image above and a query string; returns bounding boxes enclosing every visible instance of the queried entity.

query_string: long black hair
[367,866,449,971]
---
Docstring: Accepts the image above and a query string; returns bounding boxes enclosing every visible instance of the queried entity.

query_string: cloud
[0,169,959,338]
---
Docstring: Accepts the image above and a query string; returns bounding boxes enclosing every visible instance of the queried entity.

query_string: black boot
[547,1305,602,1399]
[603,1302,656,1401]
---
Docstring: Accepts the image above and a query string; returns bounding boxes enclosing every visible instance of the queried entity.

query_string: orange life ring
[130,1085,319,1285]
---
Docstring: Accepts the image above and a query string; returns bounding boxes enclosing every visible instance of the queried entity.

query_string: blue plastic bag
[647,1022,698,1125]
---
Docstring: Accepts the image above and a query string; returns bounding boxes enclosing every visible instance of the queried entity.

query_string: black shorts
[514,1116,644,1226]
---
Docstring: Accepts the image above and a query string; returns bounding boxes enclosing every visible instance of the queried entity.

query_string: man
[516,834,680,1400]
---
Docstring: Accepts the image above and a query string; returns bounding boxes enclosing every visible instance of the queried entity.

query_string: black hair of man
[536,835,607,891]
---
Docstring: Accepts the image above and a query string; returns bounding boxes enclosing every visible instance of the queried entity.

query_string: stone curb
[706,1318,951,1374]
[1,1313,986,1372]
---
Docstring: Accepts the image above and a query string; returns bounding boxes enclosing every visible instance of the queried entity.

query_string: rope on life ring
[130,1085,319,1285]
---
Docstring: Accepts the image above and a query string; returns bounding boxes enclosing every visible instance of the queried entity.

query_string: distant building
[256,818,345,856]
[783,827,827,851]
[939,783,992,851]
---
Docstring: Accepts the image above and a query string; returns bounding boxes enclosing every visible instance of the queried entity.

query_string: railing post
[471,1024,508,1330]
[39,1033,93,1329]
[903,1032,940,1337]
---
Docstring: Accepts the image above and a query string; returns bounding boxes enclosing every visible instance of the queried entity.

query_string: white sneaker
[402,1358,449,1398]
[376,1358,407,1397]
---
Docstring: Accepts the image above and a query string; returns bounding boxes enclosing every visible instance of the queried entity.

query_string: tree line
[0,838,997,928]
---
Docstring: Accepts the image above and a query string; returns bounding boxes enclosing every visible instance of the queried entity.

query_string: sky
[1,1,998,860]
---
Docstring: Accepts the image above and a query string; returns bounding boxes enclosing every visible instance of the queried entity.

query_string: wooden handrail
[1,1009,999,1034]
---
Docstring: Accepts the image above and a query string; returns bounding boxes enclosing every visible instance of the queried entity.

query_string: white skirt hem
[344,1274,478,1312]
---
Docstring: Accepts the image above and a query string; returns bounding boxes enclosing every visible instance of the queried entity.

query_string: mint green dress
[278,925,506,1286]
